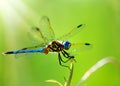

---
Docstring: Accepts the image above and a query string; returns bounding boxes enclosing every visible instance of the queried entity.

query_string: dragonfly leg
[59,51,71,63]
[58,52,70,69]
[62,50,75,59]
[62,50,76,62]
[61,50,69,58]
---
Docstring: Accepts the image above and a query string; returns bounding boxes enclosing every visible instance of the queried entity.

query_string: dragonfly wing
[38,16,55,43]
[28,16,55,45]
[68,43,92,54]
[20,44,45,50]
[58,24,85,40]
[28,26,48,45]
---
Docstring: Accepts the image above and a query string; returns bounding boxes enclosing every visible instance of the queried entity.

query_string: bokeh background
[0,0,120,86]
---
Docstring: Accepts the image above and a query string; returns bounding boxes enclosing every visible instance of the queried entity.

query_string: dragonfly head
[63,41,71,50]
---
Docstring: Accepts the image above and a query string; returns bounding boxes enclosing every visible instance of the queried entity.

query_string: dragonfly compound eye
[63,41,71,50]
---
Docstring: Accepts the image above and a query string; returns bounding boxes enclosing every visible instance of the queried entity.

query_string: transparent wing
[20,44,45,50]
[28,26,48,45]
[28,16,55,45]
[58,24,85,40]
[38,16,55,43]
[68,42,92,54]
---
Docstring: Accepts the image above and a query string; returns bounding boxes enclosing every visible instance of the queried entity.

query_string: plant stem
[65,58,74,86]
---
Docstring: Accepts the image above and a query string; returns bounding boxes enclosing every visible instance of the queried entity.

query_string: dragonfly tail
[2,48,44,55]
[2,51,14,55]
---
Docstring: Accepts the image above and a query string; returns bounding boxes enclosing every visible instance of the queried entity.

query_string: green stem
[65,59,74,86]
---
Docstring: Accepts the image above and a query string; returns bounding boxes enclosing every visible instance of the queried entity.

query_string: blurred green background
[0,0,120,86]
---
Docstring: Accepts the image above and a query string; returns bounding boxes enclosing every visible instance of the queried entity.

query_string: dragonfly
[2,16,91,68]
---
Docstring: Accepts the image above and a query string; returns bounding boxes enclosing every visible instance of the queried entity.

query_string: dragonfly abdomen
[3,48,44,55]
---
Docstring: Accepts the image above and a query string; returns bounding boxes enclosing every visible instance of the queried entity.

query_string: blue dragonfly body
[3,16,91,68]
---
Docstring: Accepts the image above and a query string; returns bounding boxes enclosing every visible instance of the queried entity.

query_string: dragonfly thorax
[43,41,71,54]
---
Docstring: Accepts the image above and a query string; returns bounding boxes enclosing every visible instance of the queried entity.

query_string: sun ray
[0,0,38,86]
